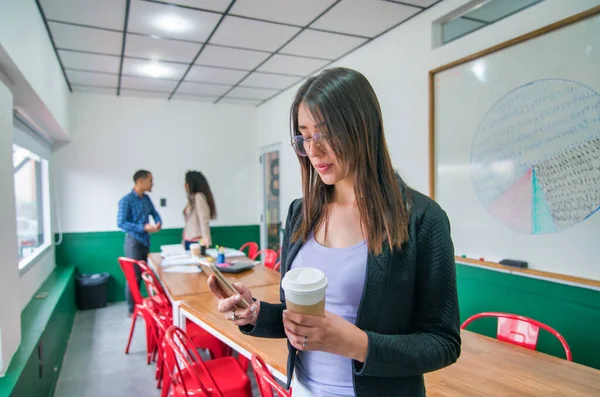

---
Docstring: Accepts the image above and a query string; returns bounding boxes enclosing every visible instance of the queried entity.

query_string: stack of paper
[161,256,199,267]
[205,248,247,258]
[160,244,185,257]
[164,265,202,273]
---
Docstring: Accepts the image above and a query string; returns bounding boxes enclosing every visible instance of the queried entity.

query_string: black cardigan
[241,184,461,396]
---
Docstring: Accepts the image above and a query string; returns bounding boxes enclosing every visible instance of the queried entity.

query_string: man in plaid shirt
[118,170,162,316]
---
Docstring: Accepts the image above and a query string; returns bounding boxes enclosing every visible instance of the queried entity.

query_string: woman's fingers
[216,294,240,313]
[225,304,258,326]
[284,327,307,351]
[207,275,226,299]
[232,282,247,294]
[283,317,310,337]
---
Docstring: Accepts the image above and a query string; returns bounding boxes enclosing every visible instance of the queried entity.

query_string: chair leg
[160,370,171,397]
[155,351,161,380]
[152,344,158,363]
[156,359,163,388]
[125,307,138,354]
[238,355,249,372]
[146,322,154,365]
[156,345,163,383]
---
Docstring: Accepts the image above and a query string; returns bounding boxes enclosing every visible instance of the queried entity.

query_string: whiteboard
[431,9,600,281]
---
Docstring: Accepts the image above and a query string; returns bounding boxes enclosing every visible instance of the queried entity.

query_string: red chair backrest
[252,249,279,269]
[144,299,170,349]
[139,260,170,301]
[251,353,291,397]
[164,325,224,397]
[118,257,144,305]
[140,299,164,352]
[137,259,150,272]
[141,271,171,314]
[461,312,572,361]
[240,242,259,259]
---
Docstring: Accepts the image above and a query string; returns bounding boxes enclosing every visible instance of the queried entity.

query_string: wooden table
[148,252,281,325]
[180,281,600,394]
[425,330,600,396]
[148,253,280,300]
[180,285,288,382]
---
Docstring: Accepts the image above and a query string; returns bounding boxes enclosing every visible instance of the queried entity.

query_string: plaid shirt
[117,190,162,247]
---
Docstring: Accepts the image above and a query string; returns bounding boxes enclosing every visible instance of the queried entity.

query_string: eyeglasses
[291,133,328,157]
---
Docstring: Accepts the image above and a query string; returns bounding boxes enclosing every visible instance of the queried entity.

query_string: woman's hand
[283,310,369,362]
[207,275,260,326]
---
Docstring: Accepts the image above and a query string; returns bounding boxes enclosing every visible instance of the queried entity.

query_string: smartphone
[198,260,250,309]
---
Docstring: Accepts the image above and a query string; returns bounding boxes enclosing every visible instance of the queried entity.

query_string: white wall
[0,0,69,372]
[54,94,260,233]
[257,0,600,225]
[0,0,70,139]
[19,252,55,309]
[0,82,21,376]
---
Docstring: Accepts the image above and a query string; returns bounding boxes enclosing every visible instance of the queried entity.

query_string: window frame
[432,0,546,48]
[13,119,52,274]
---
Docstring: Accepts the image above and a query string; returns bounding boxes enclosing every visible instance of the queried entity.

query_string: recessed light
[138,62,170,79]
[154,15,190,33]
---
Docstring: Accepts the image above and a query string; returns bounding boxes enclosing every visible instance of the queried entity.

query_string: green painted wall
[457,263,600,370]
[55,226,260,303]
[0,266,76,397]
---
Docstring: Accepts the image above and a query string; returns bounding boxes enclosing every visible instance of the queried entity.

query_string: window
[435,0,546,46]
[13,143,50,267]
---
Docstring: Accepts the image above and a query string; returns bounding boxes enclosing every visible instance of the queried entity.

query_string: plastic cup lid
[282,267,328,293]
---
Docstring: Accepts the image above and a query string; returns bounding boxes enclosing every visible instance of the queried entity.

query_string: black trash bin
[75,272,110,310]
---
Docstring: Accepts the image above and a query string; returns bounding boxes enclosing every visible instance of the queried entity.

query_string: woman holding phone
[182,170,216,249]
[207,67,460,397]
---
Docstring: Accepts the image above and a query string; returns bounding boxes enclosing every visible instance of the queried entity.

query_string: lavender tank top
[290,234,368,397]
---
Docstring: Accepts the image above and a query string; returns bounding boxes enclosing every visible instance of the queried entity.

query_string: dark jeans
[124,235,149,313]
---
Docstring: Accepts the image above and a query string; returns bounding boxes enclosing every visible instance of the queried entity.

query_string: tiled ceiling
[38,0,442,106]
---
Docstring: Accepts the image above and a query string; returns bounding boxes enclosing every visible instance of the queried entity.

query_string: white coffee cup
[282,267,328,316]
[189,243,201,257]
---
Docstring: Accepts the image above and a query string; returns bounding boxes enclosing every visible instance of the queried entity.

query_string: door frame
[259,143,281,253]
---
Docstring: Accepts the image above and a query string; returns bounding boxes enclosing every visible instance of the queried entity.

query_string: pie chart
[470,79,600,234]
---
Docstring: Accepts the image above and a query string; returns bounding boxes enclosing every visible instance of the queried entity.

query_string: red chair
[141,271,171,315]
[240,242,259,259]
[252,249,279,270]
[139,260,169,302]
[141,271,228,363]
[273,261,281,272]
[461,312,572,361]
[251,353,291,397]
[118,257,154,364]
[141,298,172,397]
[164,325,252,397]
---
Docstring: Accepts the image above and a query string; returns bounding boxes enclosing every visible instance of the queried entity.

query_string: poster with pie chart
[470,79,600,235]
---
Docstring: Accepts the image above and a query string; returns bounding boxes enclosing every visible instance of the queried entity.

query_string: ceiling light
[139,62,170,79]
[154,15,190,33]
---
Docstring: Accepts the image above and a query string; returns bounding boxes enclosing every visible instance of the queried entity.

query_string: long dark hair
[290,67,410,255]
[185,171,216,220]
